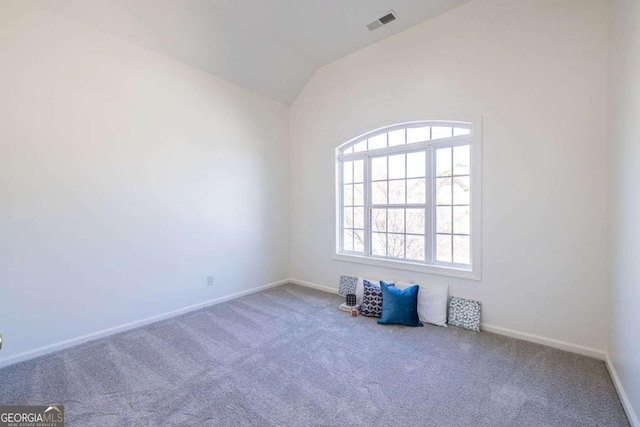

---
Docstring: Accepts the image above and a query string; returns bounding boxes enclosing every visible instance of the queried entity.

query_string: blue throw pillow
[377,282,423,327]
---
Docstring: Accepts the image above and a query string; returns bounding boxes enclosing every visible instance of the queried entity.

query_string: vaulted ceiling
[35,0,471,104]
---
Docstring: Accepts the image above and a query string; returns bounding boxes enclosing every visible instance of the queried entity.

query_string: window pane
[406,209,425,234]
[343,229,354,251]
[372,209,387,232]
[436,206,452,233]
[436,147,452,177]
[407,178,426,204]
[407,126,430,143]
[353,140,367,152]
[343,184,353,206]
[354,230,365,253]
[388,154,406,179]
[453,206,470,235]
[372,232,386,256]
[432,126,453,140]
[353,184,364,206]
[388,234,405,258]
[388,208,405,233]
[343,207,353,228]
[354,207,364,229]
[453,145,470,176]
[436,235,452,262]
[453,127,471,136]
[453,235,470,264]
[353,160,364,183]
[453,176,470,205]
[436,178,452,205]
[406,235,425,261]
[372,181,388,204]
[371,157,387,180]
[368,133,387,150]
[388,129,405,146]
[407,151,426,178]
[343,161,353,184]
[338,124,475,266]
[389,180,406,204]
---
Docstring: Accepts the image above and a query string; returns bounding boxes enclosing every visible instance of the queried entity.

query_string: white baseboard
[289,278,340,295]
[289,277,606,360]
[480,324,606,360]
[0,279,289,369]
[606,353,639,427]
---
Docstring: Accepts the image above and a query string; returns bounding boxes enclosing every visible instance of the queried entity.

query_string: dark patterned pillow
[361,280,394,317]
[448,297,482,332]
[339,275,358,296]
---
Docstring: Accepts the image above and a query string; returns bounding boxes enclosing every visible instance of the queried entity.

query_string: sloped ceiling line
[33,0,471,104]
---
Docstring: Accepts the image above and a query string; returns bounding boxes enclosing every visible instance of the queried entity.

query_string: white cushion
[395,281,449,327]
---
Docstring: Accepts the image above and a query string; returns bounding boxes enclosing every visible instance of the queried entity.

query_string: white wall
[290,0,609,352]
[0,1,289,364]
[608,0,640,422]
[0,0,619,372]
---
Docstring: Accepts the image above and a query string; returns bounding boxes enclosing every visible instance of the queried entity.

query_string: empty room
[0,0,638,425]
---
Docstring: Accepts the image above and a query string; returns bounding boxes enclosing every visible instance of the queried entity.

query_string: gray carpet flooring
[0,284,630,426]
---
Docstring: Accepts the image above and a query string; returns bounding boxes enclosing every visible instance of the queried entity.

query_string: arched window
[335,120,481,279]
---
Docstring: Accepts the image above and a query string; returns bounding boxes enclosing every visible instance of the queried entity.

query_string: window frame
[333,118,482,281]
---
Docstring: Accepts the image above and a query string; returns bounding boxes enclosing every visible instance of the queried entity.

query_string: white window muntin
[366,146,429,263]
[336,120,478,276]
[429,139,473,270]
[339,121,472,156]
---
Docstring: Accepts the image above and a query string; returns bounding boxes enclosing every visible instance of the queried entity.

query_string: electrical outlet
[207,276,214,286]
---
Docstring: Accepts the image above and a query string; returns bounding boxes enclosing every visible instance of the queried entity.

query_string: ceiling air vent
[366,11,397,31]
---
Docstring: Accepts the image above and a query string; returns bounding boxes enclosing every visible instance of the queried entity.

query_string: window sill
[331,253,481,281]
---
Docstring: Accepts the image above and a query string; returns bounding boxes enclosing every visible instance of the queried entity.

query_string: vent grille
[379,13,396,25]
[367,11,397,31]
